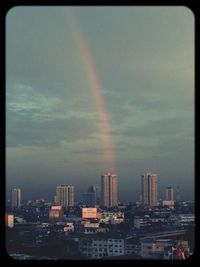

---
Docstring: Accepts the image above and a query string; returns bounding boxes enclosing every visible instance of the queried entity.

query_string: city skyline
[8,173,184,204]
[6,6,194,201]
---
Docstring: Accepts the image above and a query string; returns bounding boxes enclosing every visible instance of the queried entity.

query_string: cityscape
[6,6,194,261]
[6,172,194,260]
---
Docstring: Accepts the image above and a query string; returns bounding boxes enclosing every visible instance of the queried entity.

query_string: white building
[79,238,125,259]
[56,185,74,207]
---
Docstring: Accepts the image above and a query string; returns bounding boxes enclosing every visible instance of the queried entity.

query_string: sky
[6,6,194,202]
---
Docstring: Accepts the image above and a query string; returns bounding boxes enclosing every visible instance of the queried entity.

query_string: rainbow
[68,8,116,172]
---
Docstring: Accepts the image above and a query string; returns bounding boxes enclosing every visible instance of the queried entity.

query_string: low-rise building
[178,214,195,226]
[5,213,14,228]
[140,238,173,259]
[162,200,175,207]
[49,205,64,219]
[64,222,74,234]
[99,211,124,224]
[79,237,125,259]
[134,215,150,229]
[83,221,100,234]
[125,241,138,255]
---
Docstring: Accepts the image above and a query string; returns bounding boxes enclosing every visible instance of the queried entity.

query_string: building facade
[82,185,97,207]
[79,237,125,259]
[165,187,174,201]
[11,188,21,208]
[56,185,74,207]
[141,172,158,206]
[99,211,124,224]
[5,213,14,228]
[101,173,118,208]
[140,238,173,259]
[49,205,64,219]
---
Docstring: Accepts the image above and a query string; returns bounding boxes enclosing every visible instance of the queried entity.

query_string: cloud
[6,7,194,201]
[6,83,100,147]
[119,116,194,137]
[7,82,61,113]
[7,112,99,147]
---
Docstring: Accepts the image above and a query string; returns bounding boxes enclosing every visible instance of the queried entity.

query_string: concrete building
[5,213,14,228]
[83,221,100,234]
[79,237,125,259]
[140,238,173,259]
[134,215,151,229]
[177,214,195,226]
[165,187,174,201]
[11,188,21,208]
[141,172,158,206]
[56,185,74,207]
[101,173,118,207]
[99,211,124,224]
[64,222,74,234]
[82,185,97,207]
[162,200,175,207]
[49,205,64,219]
[125,241,138,255]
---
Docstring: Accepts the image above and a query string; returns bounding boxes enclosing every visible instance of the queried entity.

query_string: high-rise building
[11,188,21,208]
[141,172,158,206]
[165,187,174,201]
[56,185,74,207]
[82,185,97,207]
[101,173,118,207]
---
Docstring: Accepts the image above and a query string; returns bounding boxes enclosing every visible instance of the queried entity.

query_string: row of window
[93,243,123,247]
[92,239,123,243]
[83,249,124,254]
[92,251,124,258]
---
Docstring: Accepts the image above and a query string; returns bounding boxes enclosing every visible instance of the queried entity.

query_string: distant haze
[6,7,194,202]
